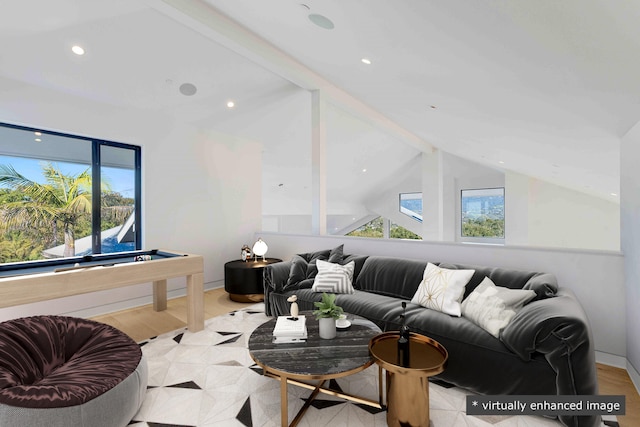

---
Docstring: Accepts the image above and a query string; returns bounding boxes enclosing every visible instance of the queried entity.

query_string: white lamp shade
[252,238,268,257]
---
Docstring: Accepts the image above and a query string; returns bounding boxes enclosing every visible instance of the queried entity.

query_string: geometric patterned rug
[129,304,617,427]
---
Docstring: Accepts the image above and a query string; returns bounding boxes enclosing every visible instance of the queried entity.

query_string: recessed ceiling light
[34,131,41,136]
[34,138,42,142]
[179,83,197,96]
[308,13,334,29]
[362,168,367,173]
[71,45,85,56]
[498,161,505,164]
[226,100,235,109]
[610,192,618,197]
[361,58,372,65]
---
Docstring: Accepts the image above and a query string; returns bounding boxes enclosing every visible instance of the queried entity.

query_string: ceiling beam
[149,0,434,153]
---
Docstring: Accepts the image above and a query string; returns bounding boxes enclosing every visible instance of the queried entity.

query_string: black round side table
[224,258,282,302]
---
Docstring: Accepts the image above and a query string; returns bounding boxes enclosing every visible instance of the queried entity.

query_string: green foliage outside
[347,217,384,238]
[390,224,422,240]
[462,217,504,238]
[347,217,422,240]
[0,163,133,262]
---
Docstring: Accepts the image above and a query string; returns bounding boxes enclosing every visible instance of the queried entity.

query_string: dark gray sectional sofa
[263,247,600,427]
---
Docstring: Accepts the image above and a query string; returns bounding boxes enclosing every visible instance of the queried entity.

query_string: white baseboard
[627,360,640,395]
[596,352,640,395]
[596,351,627,369]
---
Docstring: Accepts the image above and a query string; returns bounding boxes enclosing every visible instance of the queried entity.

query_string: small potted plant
[313,293,344,339]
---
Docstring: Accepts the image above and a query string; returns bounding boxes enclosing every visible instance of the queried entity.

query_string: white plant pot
[318,317,336,339]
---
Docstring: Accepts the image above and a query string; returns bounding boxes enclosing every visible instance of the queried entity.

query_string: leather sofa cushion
[286,245,342,288]
[438,262,556,300]
[291,288,521,358]
[523,273,558,301]
[352,258,557,304]
[285,247,368,291]
[354,256,428,299]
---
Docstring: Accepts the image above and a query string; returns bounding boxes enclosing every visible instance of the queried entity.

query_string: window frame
[459,187,505,244]
[0,122,142,260]
[398,192,423,222]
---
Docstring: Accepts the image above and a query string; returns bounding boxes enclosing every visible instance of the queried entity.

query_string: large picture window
[0,123,141,262]
[461,188,505,239]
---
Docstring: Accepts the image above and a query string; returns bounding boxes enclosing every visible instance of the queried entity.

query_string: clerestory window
[399,192,423,222]
[346,216,421,240]
[461,188,505,240]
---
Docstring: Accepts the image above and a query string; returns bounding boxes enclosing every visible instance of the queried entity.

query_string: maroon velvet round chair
[0,315,147,427]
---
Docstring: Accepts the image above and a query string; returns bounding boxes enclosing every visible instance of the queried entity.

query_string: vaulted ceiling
[2,0,638,205]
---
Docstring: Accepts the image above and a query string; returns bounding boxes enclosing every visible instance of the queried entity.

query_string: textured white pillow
[461,276,537,338]
[410,263,474,316]
[311,260,356,294]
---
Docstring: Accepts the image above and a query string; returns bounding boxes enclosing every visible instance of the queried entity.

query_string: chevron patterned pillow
[311,260,356,294]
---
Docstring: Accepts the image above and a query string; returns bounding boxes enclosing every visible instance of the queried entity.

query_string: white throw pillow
[311,260,356,294]
[410,263,474,316]
[461,276,537,338]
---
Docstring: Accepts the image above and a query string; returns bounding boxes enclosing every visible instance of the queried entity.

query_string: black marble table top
[248,312,382,378]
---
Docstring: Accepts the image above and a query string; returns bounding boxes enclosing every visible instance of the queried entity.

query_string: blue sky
[0,155,135,198]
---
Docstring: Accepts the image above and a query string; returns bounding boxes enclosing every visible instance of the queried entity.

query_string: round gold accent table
[369,331,448,427]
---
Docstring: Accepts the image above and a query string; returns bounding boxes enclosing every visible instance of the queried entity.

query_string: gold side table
[369,331,448,427]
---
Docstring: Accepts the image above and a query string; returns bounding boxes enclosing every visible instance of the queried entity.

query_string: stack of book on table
[272,315,307,343]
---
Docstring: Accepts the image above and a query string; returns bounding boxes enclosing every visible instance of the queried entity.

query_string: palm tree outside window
[0,123,141,262]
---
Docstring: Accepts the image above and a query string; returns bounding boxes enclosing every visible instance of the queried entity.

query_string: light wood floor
[91,287,640,427]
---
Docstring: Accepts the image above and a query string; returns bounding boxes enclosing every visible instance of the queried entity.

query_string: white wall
[506,171,620,251]
[364,155,423,237]
[258,232,626,365]
[0,78,261,320]
[143,126,262,284]
[505,172,530,246]
[621,122,640,386]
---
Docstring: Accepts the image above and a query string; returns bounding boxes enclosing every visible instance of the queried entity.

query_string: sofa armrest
[263,261,291,316]
[501,289,598,397]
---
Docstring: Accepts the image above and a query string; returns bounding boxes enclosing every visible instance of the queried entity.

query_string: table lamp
[252,238,268,262]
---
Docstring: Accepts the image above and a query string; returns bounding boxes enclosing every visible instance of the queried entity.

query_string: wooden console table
[0,249,205,332]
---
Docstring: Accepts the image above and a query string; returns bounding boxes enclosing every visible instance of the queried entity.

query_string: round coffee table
[369,331,448,427]
[248,312,383,427]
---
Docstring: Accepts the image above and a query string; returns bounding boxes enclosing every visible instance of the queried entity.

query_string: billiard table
[0,249,204,332]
